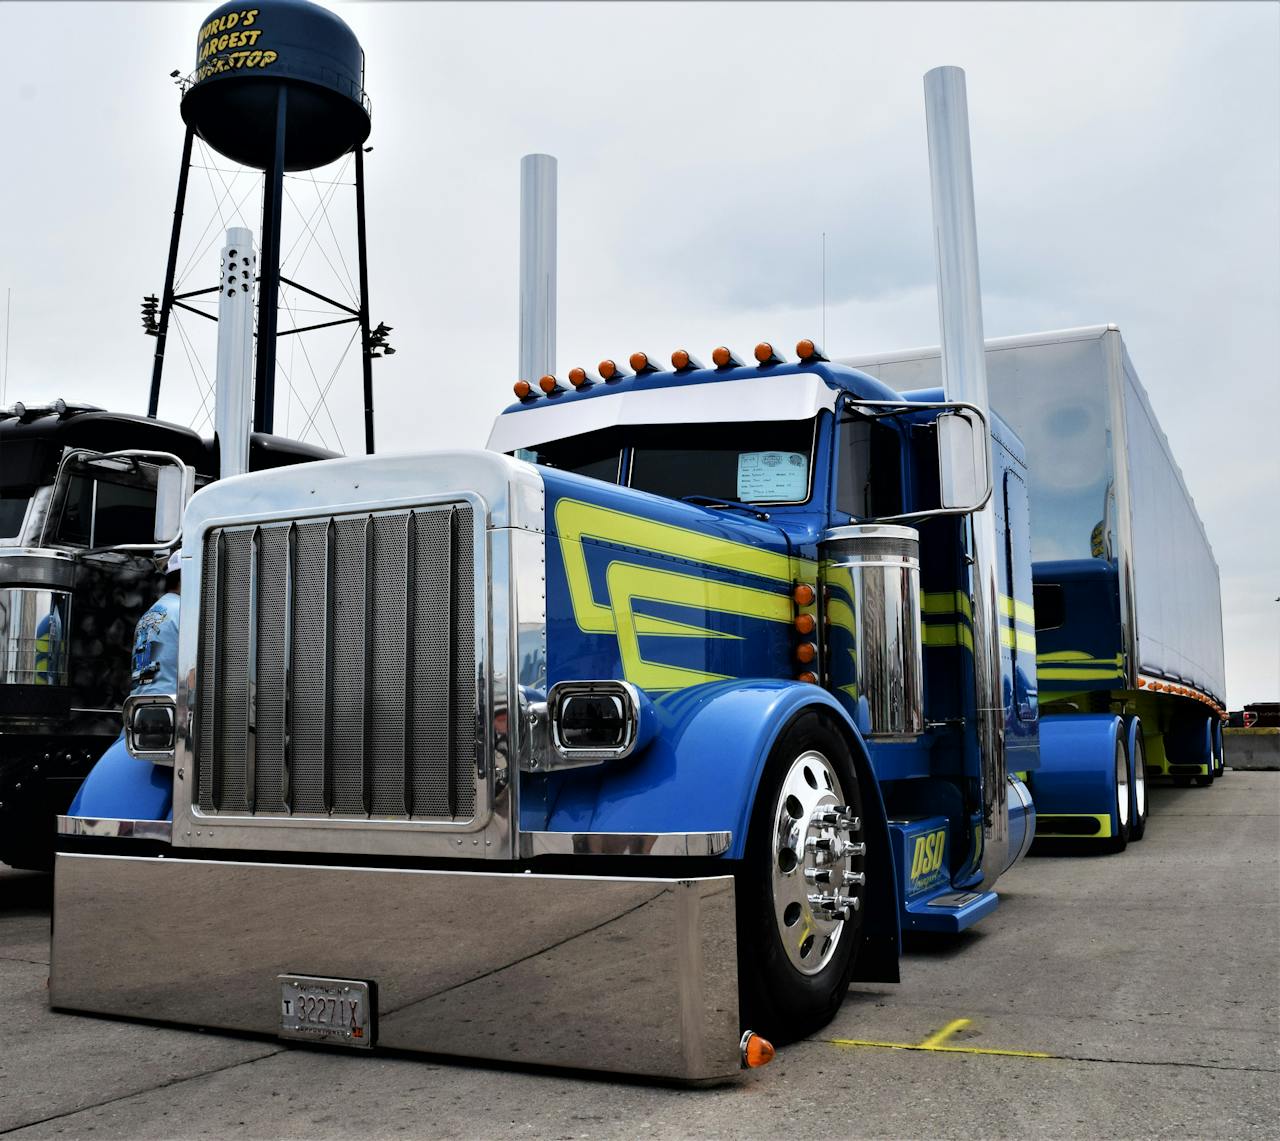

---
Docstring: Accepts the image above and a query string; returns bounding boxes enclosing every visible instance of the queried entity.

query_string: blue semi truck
[52,338,1039,1078]
[48,66,1215,1081]
[847,326,1228,850]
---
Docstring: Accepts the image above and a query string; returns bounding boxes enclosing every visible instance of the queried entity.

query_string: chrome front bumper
[51,853,742,1082]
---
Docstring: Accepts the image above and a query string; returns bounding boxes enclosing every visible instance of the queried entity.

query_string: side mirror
[123,693,177,764]
[154,463,188,544]
[937,409,991,512]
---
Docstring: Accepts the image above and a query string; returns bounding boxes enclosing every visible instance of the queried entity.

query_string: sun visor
[485,373,839,454]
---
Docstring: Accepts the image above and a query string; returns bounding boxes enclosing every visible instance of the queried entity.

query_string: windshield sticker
[737,451,807,502]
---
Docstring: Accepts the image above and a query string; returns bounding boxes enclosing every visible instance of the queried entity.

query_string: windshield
[516,418,817,505]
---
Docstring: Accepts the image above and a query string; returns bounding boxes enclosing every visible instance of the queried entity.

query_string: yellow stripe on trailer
[1036,813,1113,839]
[1037,649,1124,681]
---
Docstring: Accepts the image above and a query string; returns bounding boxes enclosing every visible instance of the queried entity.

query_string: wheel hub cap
[770,750,864,975]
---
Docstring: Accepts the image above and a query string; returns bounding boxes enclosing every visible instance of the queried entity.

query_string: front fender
[541,679,875,855]
[1032,713,1123,838]
[66,734,172,822]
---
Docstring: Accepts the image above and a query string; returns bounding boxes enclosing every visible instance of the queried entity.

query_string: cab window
[836,417,903,519]
[55,475,158,548]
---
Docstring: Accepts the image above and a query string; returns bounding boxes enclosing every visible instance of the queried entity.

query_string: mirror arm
[854,488,993,526]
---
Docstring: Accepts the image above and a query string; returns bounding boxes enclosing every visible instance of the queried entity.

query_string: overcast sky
[2,1,1277,704]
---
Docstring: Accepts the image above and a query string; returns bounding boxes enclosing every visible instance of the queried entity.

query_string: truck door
[37,449,196,729]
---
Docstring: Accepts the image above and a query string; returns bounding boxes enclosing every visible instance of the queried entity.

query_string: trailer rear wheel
[737,711,864,1045]
[1129,733,1148,842]
[1104,738,1131,853]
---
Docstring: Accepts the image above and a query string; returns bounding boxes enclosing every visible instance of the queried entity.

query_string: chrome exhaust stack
[923,66,1008,887]
[819,524,925,741]
[518,154,557,385]
[214,227,256,481]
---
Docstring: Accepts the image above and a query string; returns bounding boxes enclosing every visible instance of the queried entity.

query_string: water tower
[146,0,386,452]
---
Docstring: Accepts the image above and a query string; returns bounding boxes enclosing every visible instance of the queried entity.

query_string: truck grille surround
[195,504,477,821]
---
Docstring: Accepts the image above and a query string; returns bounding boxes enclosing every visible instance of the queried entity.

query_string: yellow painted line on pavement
[829,1017,1052,1060]
[918,1017,971,1047]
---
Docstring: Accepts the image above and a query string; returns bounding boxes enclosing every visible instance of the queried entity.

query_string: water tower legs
[355,145,374,455]
[147,125,195,419]
[254,87,288,435]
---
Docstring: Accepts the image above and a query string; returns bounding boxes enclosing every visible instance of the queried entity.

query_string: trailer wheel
[736,711,864,1045]
[1104,738,1131,853]
[1129,733,1148,842]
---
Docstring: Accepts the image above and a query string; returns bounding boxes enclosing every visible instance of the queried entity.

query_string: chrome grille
[195,504,477,821]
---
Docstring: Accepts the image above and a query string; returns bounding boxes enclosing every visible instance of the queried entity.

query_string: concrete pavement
[2,772,1276,1139]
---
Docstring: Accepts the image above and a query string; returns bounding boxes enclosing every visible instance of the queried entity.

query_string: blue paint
[68,735,172,821]
[1032,713,1123,835]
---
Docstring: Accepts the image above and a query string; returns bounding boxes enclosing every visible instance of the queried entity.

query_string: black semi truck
[0,400,331,869]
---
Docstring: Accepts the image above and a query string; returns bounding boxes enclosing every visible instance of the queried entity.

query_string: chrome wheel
[1116,741,1130,830]
[769,749,864,976]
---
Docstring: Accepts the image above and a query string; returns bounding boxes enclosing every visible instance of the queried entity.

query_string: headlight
[123,694,177,764]
[548,681,641,763]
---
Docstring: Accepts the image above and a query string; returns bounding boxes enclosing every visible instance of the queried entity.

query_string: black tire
[1103,737,1131,854]
[736,710,864,1045]
[1129,733,1148,842]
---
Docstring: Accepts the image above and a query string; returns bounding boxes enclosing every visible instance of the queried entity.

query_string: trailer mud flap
[51,854,743,1082]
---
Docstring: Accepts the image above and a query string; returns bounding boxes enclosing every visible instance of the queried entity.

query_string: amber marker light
[796,643,817,665]
[711,346,743,369]
[754,342,775,363]
[793,583,816,606]
[568,367,590,388]
[797,671,819,686]
[672,348,705,371]
[1137,678,1147,688]
[741,1031,776,1069]
[630,351,649,372]
[795,338,829,362]
[539,375,561,394]
[795,613,816,636]
[513,380,533,399]
[598,358,627,382]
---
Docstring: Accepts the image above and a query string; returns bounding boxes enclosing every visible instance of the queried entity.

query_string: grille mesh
[194,504,477,822]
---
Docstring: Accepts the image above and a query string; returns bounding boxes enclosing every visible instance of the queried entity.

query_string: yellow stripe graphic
[554,499,805,692]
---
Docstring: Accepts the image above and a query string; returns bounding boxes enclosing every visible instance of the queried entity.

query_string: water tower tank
[181,0,371,171]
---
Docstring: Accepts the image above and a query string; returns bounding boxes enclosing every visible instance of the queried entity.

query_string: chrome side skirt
[51,853,742,1082]
[518,830,732,858]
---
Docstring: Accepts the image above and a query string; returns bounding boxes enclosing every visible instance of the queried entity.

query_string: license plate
[278,975,374,1048]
